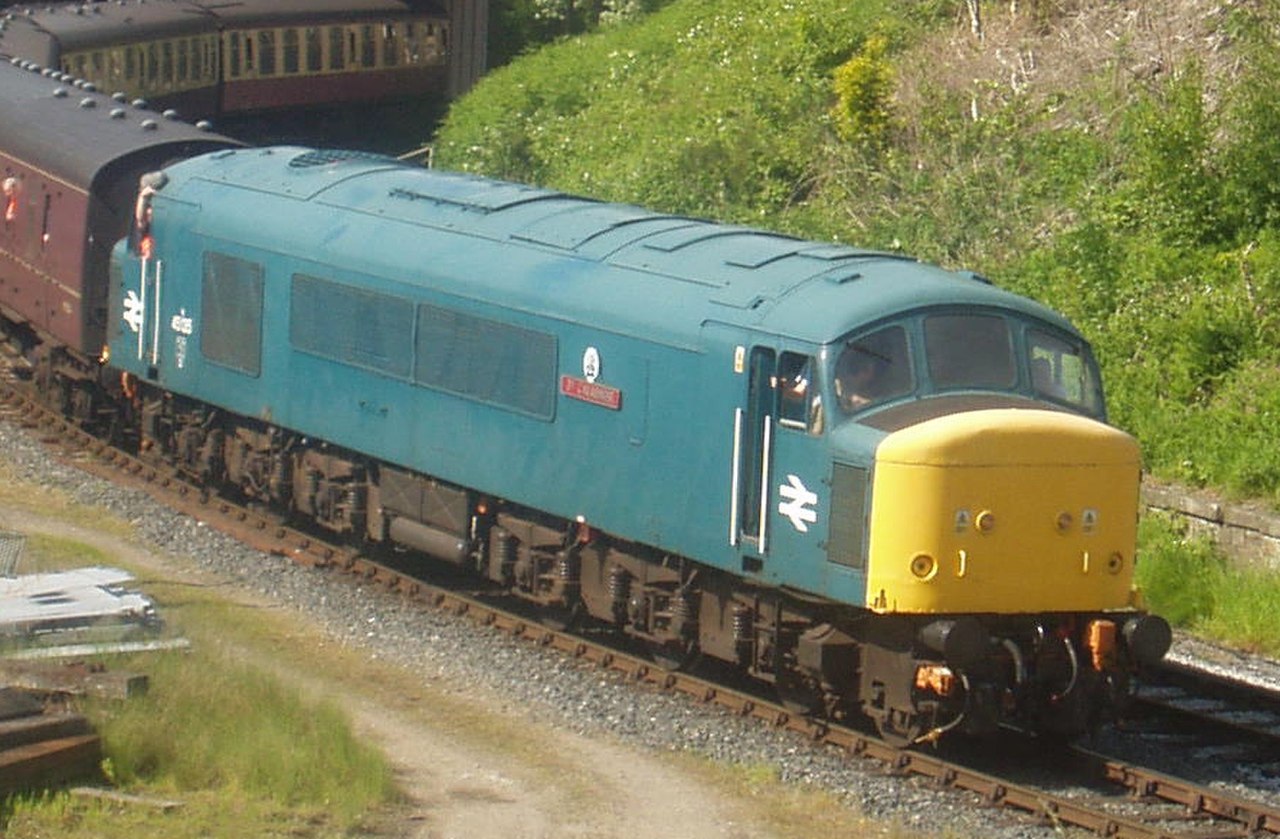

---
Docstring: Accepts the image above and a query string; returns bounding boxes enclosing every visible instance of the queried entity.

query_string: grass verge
[1,535,398,838]
[1137,512,1280,657]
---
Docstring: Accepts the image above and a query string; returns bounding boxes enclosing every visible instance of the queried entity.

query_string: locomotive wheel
[873,710,925,747]
[538,602,584,632]
[647,639,701,672]
[775,671,824,717]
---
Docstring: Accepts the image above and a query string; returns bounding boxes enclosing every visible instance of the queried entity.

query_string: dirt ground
[0,507,790,839]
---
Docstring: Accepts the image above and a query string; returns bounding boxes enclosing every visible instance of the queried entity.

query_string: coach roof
[0,58,238,189]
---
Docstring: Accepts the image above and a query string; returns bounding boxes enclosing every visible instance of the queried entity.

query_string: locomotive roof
[0,1,437,60]
[0,58,238,189]
[160,147,1079,347]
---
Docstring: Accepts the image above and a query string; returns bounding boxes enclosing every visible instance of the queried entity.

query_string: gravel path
[1,414,1276,838]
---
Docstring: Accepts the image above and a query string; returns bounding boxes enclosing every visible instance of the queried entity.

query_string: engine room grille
[288,149,393,169]
[827,463,867,569]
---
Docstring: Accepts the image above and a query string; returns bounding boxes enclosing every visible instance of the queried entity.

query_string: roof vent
[288,149,390,169]
[131,98,148,109]
[112,91,127,103]
[78,97,95,108]
[52,86,67,97]
[110,107,125,119]
[195,120,213,131]
[140,119,157,131]
[162,109,179,120]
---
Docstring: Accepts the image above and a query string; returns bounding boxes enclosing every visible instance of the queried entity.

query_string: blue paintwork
[107,147,1092,605]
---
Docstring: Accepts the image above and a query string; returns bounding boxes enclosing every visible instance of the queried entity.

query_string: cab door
[731,346,775,562]
[731,348,828,577]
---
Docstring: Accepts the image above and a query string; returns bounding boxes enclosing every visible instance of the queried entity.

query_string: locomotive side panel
[108,210,752,577]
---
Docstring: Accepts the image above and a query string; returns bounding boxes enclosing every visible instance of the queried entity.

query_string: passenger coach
[0,0,453,117]
[0,58,237,417]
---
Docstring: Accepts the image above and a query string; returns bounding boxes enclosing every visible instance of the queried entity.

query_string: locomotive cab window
[833,326,912,415]
[1027,329,1103,414]
[778,352,820,433]
[925,313,1014,390]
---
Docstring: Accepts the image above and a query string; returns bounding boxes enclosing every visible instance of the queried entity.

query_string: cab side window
[778,352,821,434]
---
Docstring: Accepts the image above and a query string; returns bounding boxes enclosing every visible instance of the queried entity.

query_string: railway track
[2,369,1280,838]
[1131,657,1280,754]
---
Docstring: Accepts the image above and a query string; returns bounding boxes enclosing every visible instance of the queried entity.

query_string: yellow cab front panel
[865,408,1141,615]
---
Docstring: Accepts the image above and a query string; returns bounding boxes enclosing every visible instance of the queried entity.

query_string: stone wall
[1142,479,1280,572]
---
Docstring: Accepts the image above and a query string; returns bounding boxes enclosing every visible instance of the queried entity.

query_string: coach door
[732,346,775,563]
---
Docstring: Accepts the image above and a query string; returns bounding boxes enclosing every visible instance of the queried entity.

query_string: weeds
[1137,514,1280,657]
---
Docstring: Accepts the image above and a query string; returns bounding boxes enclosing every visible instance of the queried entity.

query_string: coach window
[404,23,422,62]
[177,40,189,82]
[258,30,277,76]
[162,42,175,89]
[205,37,219,80]
[382,24,400,67]
[329,27,346,71]
[107,49,124,86]
[146,43,160,87]
[283,29,300,74]
[358,26,375,68]
[305,27,323,72]
[202,253,264,376]
[227,35,241,78]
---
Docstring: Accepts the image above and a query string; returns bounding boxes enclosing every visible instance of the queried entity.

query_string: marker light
[910,553,937,580]
[1106,552,1124,574]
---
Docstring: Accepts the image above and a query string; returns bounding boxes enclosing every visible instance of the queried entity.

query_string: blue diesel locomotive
[104,146,1170,742]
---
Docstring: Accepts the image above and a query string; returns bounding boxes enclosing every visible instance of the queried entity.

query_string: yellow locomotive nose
[865,409,1141,614]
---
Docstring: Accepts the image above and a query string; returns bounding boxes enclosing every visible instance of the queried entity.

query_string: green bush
[830,33,894,151]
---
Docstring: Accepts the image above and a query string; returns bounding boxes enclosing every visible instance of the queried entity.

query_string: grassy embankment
[436,0,1280,648]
